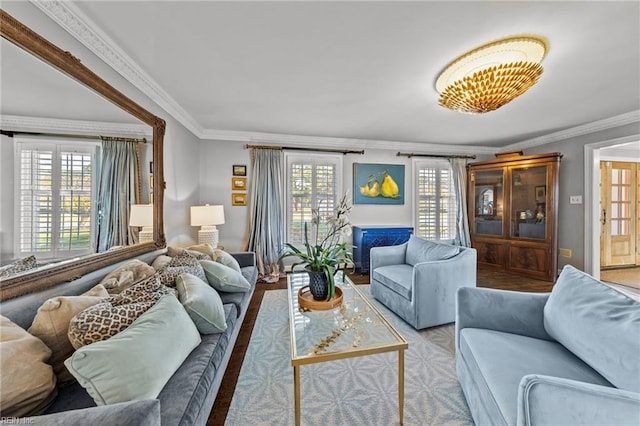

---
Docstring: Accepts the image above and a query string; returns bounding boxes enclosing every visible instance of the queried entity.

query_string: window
[414,160,456,241]
[15,138,97,259]
[285,153,342,246]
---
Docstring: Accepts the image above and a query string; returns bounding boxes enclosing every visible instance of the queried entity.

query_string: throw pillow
[157,252,207,287]
[1,315,57,417]
[99,260,155,294]
[111,275,175,305]
[213,249,241,273]
[28,288,108,385]
[200,260,251,293]
[67,300,156,349]
[167,246,211,260]
[544,265,640,393]
[405,235,460,266]
[0,255,37,279]
[151,255,172,271]
[185,243,215,259]
[176,273,227,334]
[65,295,201,406]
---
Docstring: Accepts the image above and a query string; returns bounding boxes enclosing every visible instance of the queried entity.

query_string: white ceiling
[9,1,640,148]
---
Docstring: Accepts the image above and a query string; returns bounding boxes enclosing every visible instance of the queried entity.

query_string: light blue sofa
[1,250,258,426]
[456,265,640,426]
[370,235,477,329]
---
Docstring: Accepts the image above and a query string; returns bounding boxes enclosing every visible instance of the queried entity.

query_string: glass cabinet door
[510,166,547,239]
[472,170,504,236]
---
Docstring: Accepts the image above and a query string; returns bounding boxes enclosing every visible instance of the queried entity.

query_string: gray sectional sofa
[1,249,258,425]
[456,265,640,426]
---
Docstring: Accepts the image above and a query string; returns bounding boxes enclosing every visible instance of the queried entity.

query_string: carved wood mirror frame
[0,10,166,300]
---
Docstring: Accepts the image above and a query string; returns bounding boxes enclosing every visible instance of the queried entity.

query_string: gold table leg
[399,348,405,425]
[294,365,301,426]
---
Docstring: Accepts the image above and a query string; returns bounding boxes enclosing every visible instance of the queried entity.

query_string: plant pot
[305,268,329,301]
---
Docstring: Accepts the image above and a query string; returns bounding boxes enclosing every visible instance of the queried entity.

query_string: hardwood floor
[207,268,553,425]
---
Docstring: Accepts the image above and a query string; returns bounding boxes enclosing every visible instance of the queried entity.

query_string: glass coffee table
[287,272,408,425]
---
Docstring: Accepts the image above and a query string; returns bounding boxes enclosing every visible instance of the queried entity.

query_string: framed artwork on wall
[233,164,247,176]
[231,177,247,190]
[353,163,405,205]
[232,193,247,206]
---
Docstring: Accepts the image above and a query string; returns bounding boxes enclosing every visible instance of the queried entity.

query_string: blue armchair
[370,235,477,329]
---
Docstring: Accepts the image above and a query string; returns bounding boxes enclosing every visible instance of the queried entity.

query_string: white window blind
[285,154,342,246]
[415,160,457,241]
[15,139,96,259]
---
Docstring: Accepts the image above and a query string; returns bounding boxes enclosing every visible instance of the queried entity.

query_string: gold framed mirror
[0,9,165,300]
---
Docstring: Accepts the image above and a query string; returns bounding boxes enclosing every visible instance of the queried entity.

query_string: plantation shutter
[16,139,96,259]
[415,160,457,241]
[286,154,342,246]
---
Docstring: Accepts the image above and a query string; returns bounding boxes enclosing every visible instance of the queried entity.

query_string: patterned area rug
[225,286,473,425]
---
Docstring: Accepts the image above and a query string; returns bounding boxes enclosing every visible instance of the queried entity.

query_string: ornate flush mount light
[435,35,548,113]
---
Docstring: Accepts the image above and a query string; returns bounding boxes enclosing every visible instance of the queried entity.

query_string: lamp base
[198,226,219,248]
[139,226,154,243]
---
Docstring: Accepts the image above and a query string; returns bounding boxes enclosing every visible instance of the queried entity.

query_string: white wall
[2,2,202,248]
[0,133,14,265]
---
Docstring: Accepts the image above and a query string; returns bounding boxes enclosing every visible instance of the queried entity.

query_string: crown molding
[502,110,640,152]
[0,114,152,138]
[201,128,498,156]
[31,0,203,137]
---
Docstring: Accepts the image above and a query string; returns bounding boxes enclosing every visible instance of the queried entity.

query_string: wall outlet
[559,248,572,257]
[569,195,582,204]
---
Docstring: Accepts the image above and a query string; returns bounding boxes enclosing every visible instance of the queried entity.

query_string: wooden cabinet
[467,152,562,282]
[352,226,413,273]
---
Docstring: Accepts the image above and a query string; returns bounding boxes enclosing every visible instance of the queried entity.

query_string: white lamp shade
[129,204,153,227]
[191,204,225,226]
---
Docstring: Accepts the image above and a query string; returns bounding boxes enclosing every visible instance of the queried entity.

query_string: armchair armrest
[517,375,640,426]
[370,243,407,271]
[229,252,256,268]
[455,287,552,350]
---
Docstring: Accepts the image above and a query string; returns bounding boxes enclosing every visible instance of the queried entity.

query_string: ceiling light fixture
[435,35,548,114]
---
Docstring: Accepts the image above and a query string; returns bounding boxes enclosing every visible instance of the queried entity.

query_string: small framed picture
[535,186,546,203]
[231,177,247,190]
[232,192,247,206]
[232,165,247,176]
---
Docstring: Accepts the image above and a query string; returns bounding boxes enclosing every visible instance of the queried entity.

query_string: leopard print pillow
[0,255,37,278]
[68,300,156,349]
[111,275,175,305]
[157,253,207,287]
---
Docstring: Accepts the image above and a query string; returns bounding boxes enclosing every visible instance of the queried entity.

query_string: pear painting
[353,164,405,205]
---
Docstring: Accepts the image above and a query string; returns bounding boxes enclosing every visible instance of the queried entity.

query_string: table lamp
[190,204,225,247]
[129,204,153,243]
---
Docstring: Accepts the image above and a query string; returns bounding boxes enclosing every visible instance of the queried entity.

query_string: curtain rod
[0,129,146,144]
[396,152,476,160]
[244,144,364,155]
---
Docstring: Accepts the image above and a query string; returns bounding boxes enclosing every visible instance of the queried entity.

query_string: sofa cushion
[176,273,227,334]
[460,328,613,425]
[28,286,109,385]
[151,254,172,271]
[212,249,242,273]
[372,264,413,300]
[185,243,215,259]
[200,260,251,292]
[167,246,211,260]
[405,235,459,266]
[544,265,640,393]
[98,259,155,294]
[65,295,201,406]
[1,315,57,417]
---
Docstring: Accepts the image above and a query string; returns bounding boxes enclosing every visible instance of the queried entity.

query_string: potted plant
[280,194,353,301]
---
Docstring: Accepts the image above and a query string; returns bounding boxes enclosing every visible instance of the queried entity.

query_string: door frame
[585,135,640,279]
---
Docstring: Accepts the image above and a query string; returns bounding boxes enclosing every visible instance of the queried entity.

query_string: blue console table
[352,226,414,274]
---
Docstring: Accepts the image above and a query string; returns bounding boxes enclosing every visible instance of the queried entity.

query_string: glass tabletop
[287,272,407,365]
